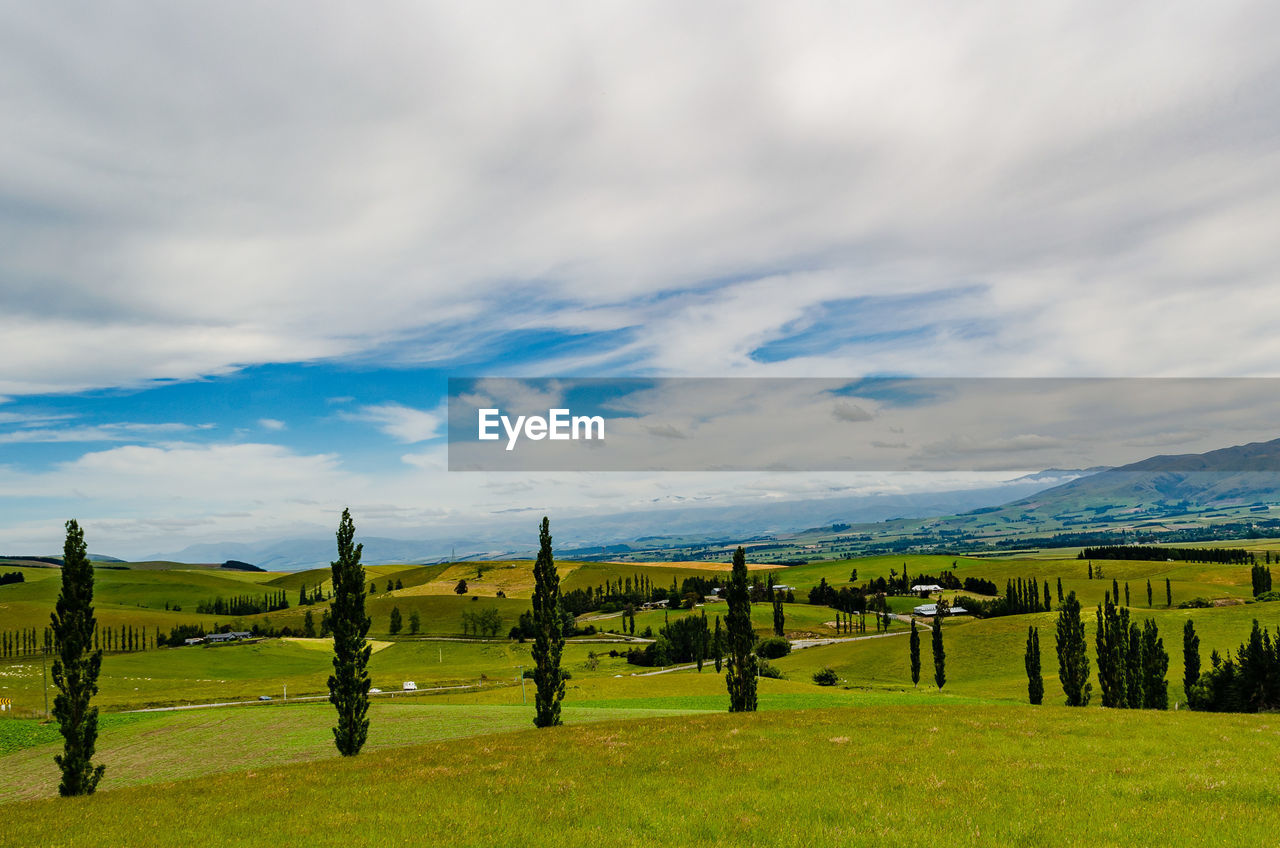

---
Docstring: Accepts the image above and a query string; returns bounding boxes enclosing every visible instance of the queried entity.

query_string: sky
[2,1,1279,558]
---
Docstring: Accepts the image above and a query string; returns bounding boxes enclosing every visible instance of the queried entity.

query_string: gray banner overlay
[447,378,1280,472]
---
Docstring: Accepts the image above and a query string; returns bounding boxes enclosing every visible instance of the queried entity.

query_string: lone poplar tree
[931,607,946,689]
[328,508,371,756]
[909,619,921,687]
[724,546,758,712]
[1182,619,1200,704]
[771,588,785,637]
[1025,625,1043,705]
[1055,591,1092,706]
[531,517,565,727]
[713,616,723,673]
[50,519,105,796]
[1166,578,1172,607]
[1146,579,1153,607]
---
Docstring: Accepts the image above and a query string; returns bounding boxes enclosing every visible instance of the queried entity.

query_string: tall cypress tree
[531,517,565,727]
[1141,618,1169,709]
[1124,613,1143,708]
[909,619,921,687]
[771,588,785,637]
[1055,591,1091,706]
[1124,582,1131,608]
[1057,576,1063,603]
[724,546,758,712]
[931,607,946,689]
[1166,578,1172,607]
[50,519,105,796]
[1096,596,1128,708]
[1146,579,1153,607]
[1025,625,1043,705]
[328,508,371,756]
[713,615,723,673]
[1182,619,1200,705]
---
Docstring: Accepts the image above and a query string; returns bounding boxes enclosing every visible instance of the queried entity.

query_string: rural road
[123,682,496,713]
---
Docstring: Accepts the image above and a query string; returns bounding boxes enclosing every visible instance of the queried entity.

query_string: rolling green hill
[3,704,1278,846]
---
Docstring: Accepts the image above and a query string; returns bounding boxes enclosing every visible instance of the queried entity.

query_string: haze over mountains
[17,439,1280,571]
[140,472,1084,570]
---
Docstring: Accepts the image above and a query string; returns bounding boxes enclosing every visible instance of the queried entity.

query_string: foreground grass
[4,704,1278,847]
[0,702,699,804]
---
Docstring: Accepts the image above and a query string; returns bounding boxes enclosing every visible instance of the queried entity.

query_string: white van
[402,681,417,691]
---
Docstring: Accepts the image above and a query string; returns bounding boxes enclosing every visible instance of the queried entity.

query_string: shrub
[757,659,784,679]
[812,667,838,686]
[755,636,792,659]
[1178,597,1213,609]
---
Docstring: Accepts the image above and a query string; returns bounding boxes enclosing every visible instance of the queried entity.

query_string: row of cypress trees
[1031,590,1169,708]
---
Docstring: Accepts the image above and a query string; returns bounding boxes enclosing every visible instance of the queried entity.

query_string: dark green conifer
[50,520,105,796]
[724,547,758,712]
[1182,619,1200,704]
[909,619,921,687]
[531,517,565,727]
[327,508,371,756]
[1025,626,1043,705]
[1055,591,1091,706]
[931,607,946,689]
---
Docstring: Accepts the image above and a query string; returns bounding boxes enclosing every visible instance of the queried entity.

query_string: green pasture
[4,704,1279,846]
[0,638,640,712]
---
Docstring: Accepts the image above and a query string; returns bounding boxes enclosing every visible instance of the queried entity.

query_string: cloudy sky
[2,2,1278,557]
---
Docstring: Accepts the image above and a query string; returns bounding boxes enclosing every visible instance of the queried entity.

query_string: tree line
[1078,545,1253,564]
[195,591,290,616]
[1185,618,1280,712]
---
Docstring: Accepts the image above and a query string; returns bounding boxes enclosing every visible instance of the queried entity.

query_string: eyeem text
[478,408,605,451]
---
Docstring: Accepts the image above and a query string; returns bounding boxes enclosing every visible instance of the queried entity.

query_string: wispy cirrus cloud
[343,403,442,443]
[0,421,208,444]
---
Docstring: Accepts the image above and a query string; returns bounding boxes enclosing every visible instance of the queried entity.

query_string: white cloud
[0,2,1275,395]
[0,421,197,443]
[259,418,287,431]
[344,403,441,443]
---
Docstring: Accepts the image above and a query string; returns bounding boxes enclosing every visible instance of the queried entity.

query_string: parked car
[258,695,272,701]
[369,688,382,694]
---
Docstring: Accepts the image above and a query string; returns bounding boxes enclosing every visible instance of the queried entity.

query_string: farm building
[912,604,967,616]
[195,631,253,644]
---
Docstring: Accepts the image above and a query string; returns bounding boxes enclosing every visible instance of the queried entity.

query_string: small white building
[913,604,968,617]
[910,584,945,594]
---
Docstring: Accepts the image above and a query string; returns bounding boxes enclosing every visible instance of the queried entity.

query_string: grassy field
[3,704,1278,847]
[0,701,700,805]
[0,637,648,712]
[4,547,1280,843]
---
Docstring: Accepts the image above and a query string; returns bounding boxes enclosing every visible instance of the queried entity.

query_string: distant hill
[0,553,126,567]
[142,474,1081,570]
[1001,437,1280,519]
